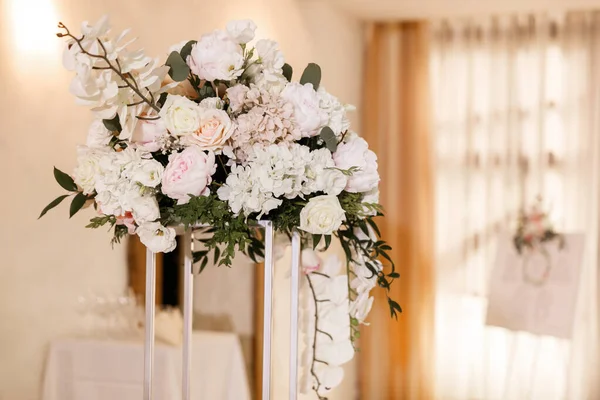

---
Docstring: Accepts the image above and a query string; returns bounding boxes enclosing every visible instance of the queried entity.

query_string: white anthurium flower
[299,195,346,235]
[226,20,257,44]
[137,222,177,253]
[350,291,375,325]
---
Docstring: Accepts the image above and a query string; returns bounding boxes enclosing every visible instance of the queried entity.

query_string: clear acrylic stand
[142,221,301,400]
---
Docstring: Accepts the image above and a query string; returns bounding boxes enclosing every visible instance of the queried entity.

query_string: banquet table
[41,331,250,400]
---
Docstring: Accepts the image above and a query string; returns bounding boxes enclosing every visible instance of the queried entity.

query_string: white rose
[333,136,380,193]
[73,147,108,195]
[299,195,346,235]
[199,97,224,109]
[132,159,164,188]
[226,20,257,44]
[255,39,285,71]
[158,94,200,136]
[130,195,160,224]
[137,222,177,253]
[188,30,244,81]
[350,290,375,324]
[180,107,234,151]
[281,82,328,137]
[162,147,217,204]
[86,119,113,148]
[226,84,249,113]
[131,118,167,152]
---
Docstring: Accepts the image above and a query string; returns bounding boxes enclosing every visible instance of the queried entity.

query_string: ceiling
[324,0,600,20]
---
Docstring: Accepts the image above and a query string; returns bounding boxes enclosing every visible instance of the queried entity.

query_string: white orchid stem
[57,22,160,114]
[306,273,331,400]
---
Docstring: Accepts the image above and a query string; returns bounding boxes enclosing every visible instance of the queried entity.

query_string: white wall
[0,0,363,399]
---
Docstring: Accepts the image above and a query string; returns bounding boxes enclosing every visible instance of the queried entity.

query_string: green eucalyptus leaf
[38,194,70,219]
[312,234,322,249]
[166,51,190,82]
[282,63,293,82]
[320,126,338,152]
[324,235,332,250]
[54,167,77,192]
[69,192,87,218]
[103,115,122,133]
[300,63,321,89]
[179,40,197,62]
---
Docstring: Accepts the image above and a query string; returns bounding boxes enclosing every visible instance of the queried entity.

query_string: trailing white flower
[137,222,177,253]
[226,20,257,45]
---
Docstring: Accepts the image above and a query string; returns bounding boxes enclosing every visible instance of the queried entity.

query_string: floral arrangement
[40,17,400,398]
[513,200,564,254]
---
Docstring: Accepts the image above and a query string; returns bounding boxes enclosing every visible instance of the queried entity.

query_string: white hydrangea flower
[137,222,177,253]
[317,86,355,136]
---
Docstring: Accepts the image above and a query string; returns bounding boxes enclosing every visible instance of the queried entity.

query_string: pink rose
[132,118,167,152]
[161,147,217,204]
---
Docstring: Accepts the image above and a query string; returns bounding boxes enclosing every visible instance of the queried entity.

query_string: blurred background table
[41,331,250,400]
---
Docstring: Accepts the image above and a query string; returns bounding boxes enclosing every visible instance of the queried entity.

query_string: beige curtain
[360,22,435,400]
[430,13,600,399]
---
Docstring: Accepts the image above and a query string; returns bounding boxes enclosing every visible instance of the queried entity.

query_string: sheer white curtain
[431,13,600,400]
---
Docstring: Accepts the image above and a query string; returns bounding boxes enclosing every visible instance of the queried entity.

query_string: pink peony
[161,147,217,205]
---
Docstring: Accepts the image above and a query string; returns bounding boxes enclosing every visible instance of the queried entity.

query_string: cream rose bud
[130,195,160,224]
[132,159,164,188]
[299,195,346,235]
[162,147,217,204]
[87,119,113,148]
[137,222,177,253]
[188,30,244,81]
[131,118,167,152]
[226,20,257,44]
[180,107,234,151]
[333,136,380,193]
[281,82,328,137]
[159,94,200,136]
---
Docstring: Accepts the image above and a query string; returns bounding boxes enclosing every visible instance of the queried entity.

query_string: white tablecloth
[42,332,250,400]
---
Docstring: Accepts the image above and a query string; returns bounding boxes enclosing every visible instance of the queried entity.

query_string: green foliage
[54,167,77,192]
[319,126,338,152]
[300,63,321,90]
[166,51,190,82]
[86,215,116,229]
[282,63,293,82]
[39,194,70,219]
[111,224,129,247]
[69,192,87,218]
[179,40,197,61]
[103,115,122,133]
